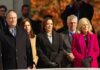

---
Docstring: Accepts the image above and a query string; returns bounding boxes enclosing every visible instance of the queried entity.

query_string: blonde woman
[21,18,38,67]
[72,18,99,67]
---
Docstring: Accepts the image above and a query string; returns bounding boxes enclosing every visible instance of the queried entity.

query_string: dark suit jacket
[60,30,73,67]
[61,30,72,54]
[61,1,94,24]
[36,31,63,68]
[0,26,34,69]
[0,34,3,69]
[0,17,6,31]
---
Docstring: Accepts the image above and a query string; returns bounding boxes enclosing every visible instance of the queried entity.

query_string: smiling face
[6,11,17,28]
[81,21,89,34]
[67,17,78,32]
[78,18,92,34]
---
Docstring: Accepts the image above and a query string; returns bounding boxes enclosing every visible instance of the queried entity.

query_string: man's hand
[67,53,75,61]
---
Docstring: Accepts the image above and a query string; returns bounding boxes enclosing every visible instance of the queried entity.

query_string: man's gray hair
[67,15,78,24]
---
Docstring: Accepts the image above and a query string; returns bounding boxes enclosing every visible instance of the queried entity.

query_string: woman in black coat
[36,17,64,68]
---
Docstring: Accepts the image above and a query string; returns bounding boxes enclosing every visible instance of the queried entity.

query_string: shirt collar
[68,30,76,34]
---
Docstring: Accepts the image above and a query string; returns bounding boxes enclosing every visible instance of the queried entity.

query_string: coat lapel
[87,33,93,55]
[16,26,21,48]
[42,31,57,51]
[5,27,15,38]
[51,31,56,49]
[63,31,72,44]
[78,33,93,56]
[87,33,91,49]
[4,27,16,47]
[42,32,52,47]
[63,33,71,47]
[78,34,86,55]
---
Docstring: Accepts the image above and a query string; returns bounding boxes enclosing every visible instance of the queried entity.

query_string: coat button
[16,49,18,52]
[1,54,2,57]
[16,57,18,60]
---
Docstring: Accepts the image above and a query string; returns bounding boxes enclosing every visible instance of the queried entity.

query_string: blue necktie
[11,28,16,37]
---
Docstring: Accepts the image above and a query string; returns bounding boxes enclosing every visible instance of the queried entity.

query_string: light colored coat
[30,35,38,65]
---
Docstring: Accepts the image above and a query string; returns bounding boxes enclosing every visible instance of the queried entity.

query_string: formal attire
[30,35,38,65]
[36,31,64,68]
[0,17,7,31]
[0,33,3,69]
[61,1,94,29]
[72,32,99,67]
[0,25,34,69]
[61,30,75,67]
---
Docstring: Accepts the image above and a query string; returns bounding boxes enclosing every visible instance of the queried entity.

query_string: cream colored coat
[30,35,38,65]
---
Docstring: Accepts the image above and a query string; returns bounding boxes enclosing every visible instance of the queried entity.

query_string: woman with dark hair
[21,18,38,68]
[36,17,63,68]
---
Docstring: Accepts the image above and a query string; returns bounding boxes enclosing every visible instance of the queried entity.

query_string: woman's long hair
[76,17,93,34]
[20,18,35,38]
